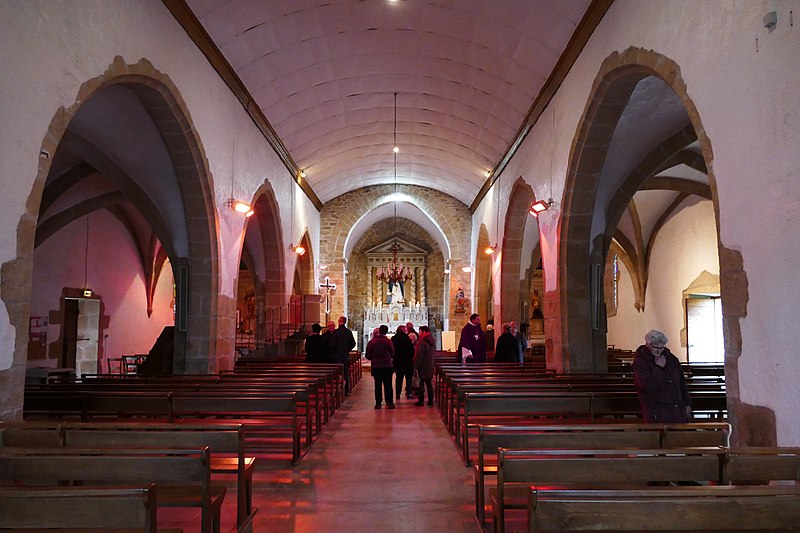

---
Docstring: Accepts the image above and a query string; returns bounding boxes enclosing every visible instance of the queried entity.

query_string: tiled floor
[167,375,477,533]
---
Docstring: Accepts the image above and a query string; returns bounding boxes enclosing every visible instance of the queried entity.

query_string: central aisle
[249,371,477,532]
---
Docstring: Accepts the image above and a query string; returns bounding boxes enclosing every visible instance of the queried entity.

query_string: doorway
[686,296,723,363]
[61,296,101,374]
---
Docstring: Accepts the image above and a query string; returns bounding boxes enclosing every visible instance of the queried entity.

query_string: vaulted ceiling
[175,0,596,206]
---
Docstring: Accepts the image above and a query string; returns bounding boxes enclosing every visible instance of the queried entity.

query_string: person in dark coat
[333,316,356,395]
[510,321,527,364]
[493,323,517,362]
[413,326,436,406]
[392,324,415,400]
[365,324,395,409]
[304,323,326,363]
[633,329,692,423]
[457,313,486,363]
[320,320,336,363]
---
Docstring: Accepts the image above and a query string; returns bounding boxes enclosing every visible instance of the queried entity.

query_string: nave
[210,379,475,533]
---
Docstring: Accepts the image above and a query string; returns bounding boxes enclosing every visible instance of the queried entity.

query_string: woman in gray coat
[413,325,436,406]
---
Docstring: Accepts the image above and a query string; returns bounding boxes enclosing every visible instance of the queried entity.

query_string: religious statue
[454,287,466,313]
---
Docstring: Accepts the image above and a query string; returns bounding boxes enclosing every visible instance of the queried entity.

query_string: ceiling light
[228,198,254,217]
[484,170,492,178]
[300,170,307,178]
[393,145,399,153]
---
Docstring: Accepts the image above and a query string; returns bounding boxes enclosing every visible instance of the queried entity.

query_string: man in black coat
[333,316,356,395]
[304,323,326,363]
[392,324,415,399]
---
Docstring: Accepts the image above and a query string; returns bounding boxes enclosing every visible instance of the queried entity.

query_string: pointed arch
[500,177,536,324]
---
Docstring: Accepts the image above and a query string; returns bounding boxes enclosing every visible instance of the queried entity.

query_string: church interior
[1,1,800,531]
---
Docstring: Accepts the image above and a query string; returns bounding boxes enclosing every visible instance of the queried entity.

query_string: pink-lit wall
[30,209,174,368]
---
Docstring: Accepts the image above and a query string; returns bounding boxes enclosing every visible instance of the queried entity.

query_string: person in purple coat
[633,329,692,423]
[365,324,395,409]
[457,313,486,363]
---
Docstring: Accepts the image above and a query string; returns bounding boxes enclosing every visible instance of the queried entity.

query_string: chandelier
[376,241,413,284]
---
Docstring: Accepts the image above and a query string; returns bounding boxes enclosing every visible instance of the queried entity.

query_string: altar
[362,303,428,349]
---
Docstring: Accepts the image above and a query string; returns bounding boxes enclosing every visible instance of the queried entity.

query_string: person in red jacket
[413,326,436,406]
[365,324,395,409]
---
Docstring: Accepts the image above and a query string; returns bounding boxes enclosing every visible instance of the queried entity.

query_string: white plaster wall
[478,0,800,442]
[608,199,720,359]
[0,1,321,371]
[30,210,175,362]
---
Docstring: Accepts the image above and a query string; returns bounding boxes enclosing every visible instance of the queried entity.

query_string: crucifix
[319,276,337,322]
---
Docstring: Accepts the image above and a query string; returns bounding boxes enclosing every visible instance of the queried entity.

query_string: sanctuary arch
[319,185,471,330]
[557,47,759,445]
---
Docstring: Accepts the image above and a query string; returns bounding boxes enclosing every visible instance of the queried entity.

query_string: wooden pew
[473,422,730,528]
[170,392,303,463]
[492,447,725,533]
[0,446,225,533]
[527,485,800,533]
[1,421,256,528]
[0,484,182,532]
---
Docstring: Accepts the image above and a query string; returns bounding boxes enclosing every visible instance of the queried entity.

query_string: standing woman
[365,324,395,409]
[413,325,436,406]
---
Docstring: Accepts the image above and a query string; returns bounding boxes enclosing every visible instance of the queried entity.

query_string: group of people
[456,313,527,364]
[453,312,692,424]
[364,321,436,409]
[305,313,692,423]
[303,315,356,394]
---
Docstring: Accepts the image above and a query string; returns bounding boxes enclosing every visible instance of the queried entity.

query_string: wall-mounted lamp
[227,198,254,217]
[319,263,328,271]
[484,244,497,255]
[529,198,553,217]
[462,265,473,273]
[444,260,451,274]
[290,244,306,256]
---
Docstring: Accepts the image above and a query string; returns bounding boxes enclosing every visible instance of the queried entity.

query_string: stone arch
[558,47,753,441]
[320,184,470,323]
[2,57,218,413]
[500,177,536,325]
[475,224,492,322]
[293,230,315,295]
[249,182,287,341]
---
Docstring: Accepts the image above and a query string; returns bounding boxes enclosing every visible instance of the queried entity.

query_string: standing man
[392,324,415,400]
[333,316,357,395]
[633,329,692,423]
[321,320,336,363]
[510,321,527,364]
[304,323,325,363]
[457,313,487,363]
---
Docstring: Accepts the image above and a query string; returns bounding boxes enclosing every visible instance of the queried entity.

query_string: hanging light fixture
[529,105,558,218]
[227,102,254,217]
[376,93,413,288]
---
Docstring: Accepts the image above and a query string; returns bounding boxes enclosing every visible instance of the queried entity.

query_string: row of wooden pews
[433,357,728,466]
[11,354,356,531]
[436,358,799,533]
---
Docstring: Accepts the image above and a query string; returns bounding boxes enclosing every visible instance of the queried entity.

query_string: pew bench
[527,485,800,533]
[0,446,225,533]
[0,484,185,532]
[491,447,725,533]
[473,422,730,528]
